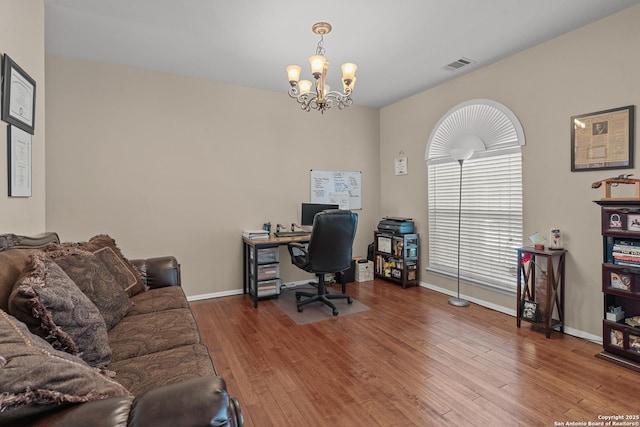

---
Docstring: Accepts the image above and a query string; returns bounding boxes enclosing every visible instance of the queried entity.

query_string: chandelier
[286,22,357,113]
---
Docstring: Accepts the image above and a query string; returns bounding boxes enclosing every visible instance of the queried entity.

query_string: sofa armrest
[129,376,244,427]
[25,377,243,427]
[130,256,181,289]
[25,396,134,427]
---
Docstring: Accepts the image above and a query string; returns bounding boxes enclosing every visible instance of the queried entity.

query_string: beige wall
[45,57,380,297]
[0,0,45,234]
[380,4,640,339]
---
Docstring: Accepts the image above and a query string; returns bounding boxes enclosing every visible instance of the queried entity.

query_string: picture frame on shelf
[8,125,32,197]
[629,334,640,353]
[1,54,36,135]
[571,105,634,172]
[521,300,538,322]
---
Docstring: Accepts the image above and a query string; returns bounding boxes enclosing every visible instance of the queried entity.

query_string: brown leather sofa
[0,233,243,427]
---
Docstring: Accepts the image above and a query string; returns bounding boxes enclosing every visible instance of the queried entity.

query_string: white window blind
[427,150,523,292]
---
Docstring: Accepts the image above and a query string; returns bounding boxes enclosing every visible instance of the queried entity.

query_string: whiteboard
[310,170,362,210]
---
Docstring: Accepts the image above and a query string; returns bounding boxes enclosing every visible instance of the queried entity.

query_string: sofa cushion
[0,249,30,313]
[9,251,111,368]
[0,310,131,422]
[108,308,200,361]
[45,247,132,330]
[108,344,215,396]
[128,286,189,316]
[75,235,147,297]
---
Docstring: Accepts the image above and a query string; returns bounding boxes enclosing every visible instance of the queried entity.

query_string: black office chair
[287,209,358,316]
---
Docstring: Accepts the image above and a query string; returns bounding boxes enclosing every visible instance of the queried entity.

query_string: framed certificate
[2,54,36,135]
[571,105,634,172]
[8,125,32,197]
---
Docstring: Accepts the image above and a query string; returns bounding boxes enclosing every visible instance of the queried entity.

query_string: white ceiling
[44,0,640,108]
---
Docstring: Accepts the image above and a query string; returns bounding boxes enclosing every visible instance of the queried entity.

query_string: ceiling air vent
[441,57,476,72]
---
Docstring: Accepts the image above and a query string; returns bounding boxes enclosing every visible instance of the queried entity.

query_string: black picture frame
[521,300,538,323]
[1,54,36,135]
[571,105,634,172]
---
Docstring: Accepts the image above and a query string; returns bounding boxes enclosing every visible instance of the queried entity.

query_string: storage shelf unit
[595,200,640,367]
[373,231,419,288]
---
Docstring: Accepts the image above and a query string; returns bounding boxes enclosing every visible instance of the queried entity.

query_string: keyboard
[274,231,311,237]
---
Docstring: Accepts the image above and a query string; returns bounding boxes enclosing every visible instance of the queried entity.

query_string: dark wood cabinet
[516,247,566,338]
[373,231,419,288]
[595,200,640,367]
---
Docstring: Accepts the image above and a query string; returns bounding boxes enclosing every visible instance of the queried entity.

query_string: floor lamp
[448,144,478,307]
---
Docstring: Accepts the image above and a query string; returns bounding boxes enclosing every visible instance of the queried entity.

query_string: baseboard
[186,279,317,302]
[187,289,243,301]
[420,281,603,344]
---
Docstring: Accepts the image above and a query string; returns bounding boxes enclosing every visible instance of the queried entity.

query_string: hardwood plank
[190,280,640,426]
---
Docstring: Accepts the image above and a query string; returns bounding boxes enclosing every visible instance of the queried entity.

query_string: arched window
[425,100,524,293]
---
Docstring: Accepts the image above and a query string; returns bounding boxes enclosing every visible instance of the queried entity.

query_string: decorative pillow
[76,235,147,297]
[8,251,111,368]
[0,310,131,423]
[45,247,132,330]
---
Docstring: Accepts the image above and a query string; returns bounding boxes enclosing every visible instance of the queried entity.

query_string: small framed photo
[377,235,392,254]
[8,125,32,197]
[521,300,538,322]
[1,54,36,134]
[571,105,634,171]
[629,334,640,353]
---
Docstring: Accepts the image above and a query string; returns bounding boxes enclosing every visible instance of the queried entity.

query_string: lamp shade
[286,65,302,84]
[309,55,326,75]
[343,76,356,93]
[298,80,312,95]
[341,63,357,82]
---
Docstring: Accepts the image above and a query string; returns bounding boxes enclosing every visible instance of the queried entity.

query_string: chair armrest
[287,242,308,256]
[130,256,181,289]
[287,242,309,270]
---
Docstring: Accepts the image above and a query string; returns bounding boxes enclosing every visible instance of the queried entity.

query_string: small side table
[516,247,567,338]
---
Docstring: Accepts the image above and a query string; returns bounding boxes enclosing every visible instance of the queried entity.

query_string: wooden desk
[243,234,310,308]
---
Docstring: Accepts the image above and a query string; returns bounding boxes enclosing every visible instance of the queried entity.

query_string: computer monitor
[301,203,340,226]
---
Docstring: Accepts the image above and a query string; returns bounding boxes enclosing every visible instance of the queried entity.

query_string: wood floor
[190,280,640,427]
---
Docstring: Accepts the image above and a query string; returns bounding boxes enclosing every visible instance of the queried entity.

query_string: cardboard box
[355,260,374,282]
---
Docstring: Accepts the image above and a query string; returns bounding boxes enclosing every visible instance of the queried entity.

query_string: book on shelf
[613,260,640,267]
[613,254,640,262]
[243,229,270,239]
[612,247,640,256]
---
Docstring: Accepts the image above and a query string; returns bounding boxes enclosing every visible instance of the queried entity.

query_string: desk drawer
[250,246,279,264]
[250,263,279,281]
[250,278,281,298]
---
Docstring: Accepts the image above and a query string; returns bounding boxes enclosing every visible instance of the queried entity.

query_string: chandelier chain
[315,35,325,56]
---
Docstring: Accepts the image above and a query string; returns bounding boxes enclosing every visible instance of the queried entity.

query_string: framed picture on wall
[8,125,32,197]
[571,105,634,171]
[1,54,36,135]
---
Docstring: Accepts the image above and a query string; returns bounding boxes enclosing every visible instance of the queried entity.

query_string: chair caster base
[333,308,339,316]
[347,297,353,304]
